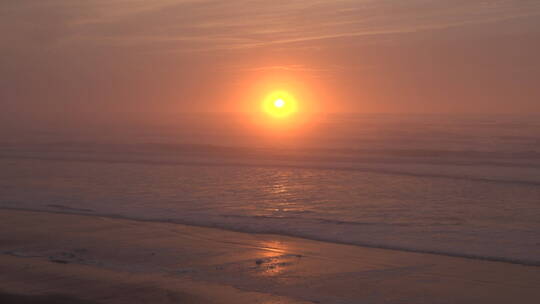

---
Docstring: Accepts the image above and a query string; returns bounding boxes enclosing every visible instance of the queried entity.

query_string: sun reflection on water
[254,240,298,277]
[261,170,309,216]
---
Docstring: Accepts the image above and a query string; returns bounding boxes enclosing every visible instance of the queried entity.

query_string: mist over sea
[1,114,540,265]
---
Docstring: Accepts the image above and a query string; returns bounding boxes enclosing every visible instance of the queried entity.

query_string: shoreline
[1,209,540,303]
[1,206,539,268]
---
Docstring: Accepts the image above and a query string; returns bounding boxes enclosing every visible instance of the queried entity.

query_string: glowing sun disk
[262,91,298,119]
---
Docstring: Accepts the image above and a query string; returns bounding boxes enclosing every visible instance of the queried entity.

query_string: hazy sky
[2,0,540,126]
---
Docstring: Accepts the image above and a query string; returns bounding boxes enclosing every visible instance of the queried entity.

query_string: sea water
[1,114,539,264]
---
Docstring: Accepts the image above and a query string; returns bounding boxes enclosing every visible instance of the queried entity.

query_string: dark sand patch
[47,205,93,212]
[0,292,98,304]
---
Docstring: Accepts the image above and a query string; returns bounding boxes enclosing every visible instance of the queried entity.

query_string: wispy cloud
[3,0,539,53]
[230,64,340,72]
[2,0,540,117]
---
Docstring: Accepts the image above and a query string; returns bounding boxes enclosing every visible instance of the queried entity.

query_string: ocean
[1,114,539,265]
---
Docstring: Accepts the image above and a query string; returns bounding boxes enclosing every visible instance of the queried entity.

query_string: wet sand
[1,209,539,303]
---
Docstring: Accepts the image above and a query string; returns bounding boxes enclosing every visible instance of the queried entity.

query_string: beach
[1,209,539,304]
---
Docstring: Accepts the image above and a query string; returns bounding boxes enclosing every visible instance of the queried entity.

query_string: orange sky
[1,0,540,127]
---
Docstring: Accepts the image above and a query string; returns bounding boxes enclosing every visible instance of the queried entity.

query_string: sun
[262,91,298,119]
[274,99,285,108]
